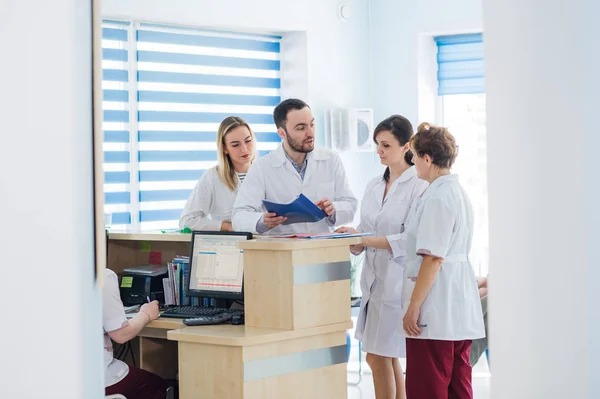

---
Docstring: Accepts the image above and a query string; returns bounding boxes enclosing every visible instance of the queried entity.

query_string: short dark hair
[273,98,310,129]
[411,122,458,169]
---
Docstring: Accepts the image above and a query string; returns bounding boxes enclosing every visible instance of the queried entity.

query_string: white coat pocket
[380,259,405,302]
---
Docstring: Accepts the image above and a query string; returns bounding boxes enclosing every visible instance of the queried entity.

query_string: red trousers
[105,366,167,399]
[406,338,473,399]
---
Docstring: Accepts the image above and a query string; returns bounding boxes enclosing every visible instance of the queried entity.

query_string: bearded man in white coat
[232,98,357,234]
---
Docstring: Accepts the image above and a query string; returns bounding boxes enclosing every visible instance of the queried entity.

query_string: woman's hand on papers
[264,212,287,229]
[335,226,364,253]
[335,226,359,234]
[315,197,335,216]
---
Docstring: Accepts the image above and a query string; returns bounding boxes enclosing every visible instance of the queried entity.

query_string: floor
[346,359,491,399]
[345,316,491,399]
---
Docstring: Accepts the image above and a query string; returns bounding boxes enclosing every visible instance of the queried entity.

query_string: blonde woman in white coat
[179,116,257,231]
[337,115,428,399]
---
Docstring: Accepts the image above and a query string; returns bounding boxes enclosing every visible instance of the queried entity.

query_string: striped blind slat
[135,24,282,229]
[102,21,132,227]
[435,33,485,95]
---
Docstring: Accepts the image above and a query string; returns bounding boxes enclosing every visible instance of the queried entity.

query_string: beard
[284,131,314,153]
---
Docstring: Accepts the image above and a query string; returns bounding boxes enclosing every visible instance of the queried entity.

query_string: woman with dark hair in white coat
[337,115,428,399]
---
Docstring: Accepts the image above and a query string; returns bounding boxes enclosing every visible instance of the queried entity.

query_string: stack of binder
[163,255,198,306]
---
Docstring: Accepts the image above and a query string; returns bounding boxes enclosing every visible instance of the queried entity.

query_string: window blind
[101,21,283,230]
[435,33,485,95]
[136,24,282,230]
[102,20,132,228]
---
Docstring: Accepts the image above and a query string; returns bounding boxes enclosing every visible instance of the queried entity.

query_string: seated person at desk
[180,116,257,231]
[103,268,166,399]
[232,98,357,234]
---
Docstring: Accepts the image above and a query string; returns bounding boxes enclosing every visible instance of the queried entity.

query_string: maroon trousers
[406,338,473,399]
[105,366,167,399]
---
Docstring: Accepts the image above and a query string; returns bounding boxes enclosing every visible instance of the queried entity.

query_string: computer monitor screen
[187,231,252,301]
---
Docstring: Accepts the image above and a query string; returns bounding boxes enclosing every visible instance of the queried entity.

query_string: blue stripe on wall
[140,209,184,222]
[137,70,280,89]
[139,131,217,142]
[435,33,484,95]
[102,48,128,62]
[112,212,132,225]
[258,150,272,157]
[139,150,217,162]
[137,30,280,53]
[138,23,281,41]
[104,110,129,123]
[139,169,205,182]
[138,111,273,125]
[104,130,130,143]
[137,50,280,70]
[104,151,130,163]
[437,44,485,63]
[140,189,192,202]
[257,132,281,142]
[103,20,131,27]
[435,33,482,46]
[137,91,280,107]
[102,27,128,41]
[138,130,280,143]
[103,69,128,82]
[103,89,129,102]
[105,191,131,204]
[105,171,130,184]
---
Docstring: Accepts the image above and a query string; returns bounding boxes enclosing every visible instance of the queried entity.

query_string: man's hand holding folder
[262,194,328,225]
[315,197,335,216]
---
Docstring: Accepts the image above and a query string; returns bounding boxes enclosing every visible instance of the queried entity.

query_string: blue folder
[262,193,327,225]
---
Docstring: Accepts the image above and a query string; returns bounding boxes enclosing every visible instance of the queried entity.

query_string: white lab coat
[179,166,240,231]
[232,145,357,234]
[354,167,428,357]
[395,174,485,341]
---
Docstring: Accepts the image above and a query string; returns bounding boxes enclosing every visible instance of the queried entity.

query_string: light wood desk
[109,232,360,399]
[132,318,352,399]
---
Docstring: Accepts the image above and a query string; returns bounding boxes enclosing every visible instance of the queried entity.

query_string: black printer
[119,265,167,306]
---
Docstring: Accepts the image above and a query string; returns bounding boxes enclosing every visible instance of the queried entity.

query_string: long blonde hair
[216,116,257,191]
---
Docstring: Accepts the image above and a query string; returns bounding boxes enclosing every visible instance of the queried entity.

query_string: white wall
[103,0,310,33]
[369,0,483,126]
[304,0,379,210]
[0,0,103,398]
[103,0,380,220]
[484,0,599,396]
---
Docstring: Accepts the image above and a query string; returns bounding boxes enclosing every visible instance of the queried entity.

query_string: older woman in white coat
[399,123,485,399]
[337,115,428,399]
[179,116,257,231]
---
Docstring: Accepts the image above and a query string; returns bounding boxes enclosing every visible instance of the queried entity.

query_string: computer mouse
[231,314,245,325]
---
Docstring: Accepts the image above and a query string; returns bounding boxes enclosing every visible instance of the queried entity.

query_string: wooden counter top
[167,321,353,346]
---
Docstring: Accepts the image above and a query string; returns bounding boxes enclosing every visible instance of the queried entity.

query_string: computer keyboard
[183,313,233,326]
[160,305,244,319]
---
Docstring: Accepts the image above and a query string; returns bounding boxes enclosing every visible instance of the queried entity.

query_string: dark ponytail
[373,115,415,182]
